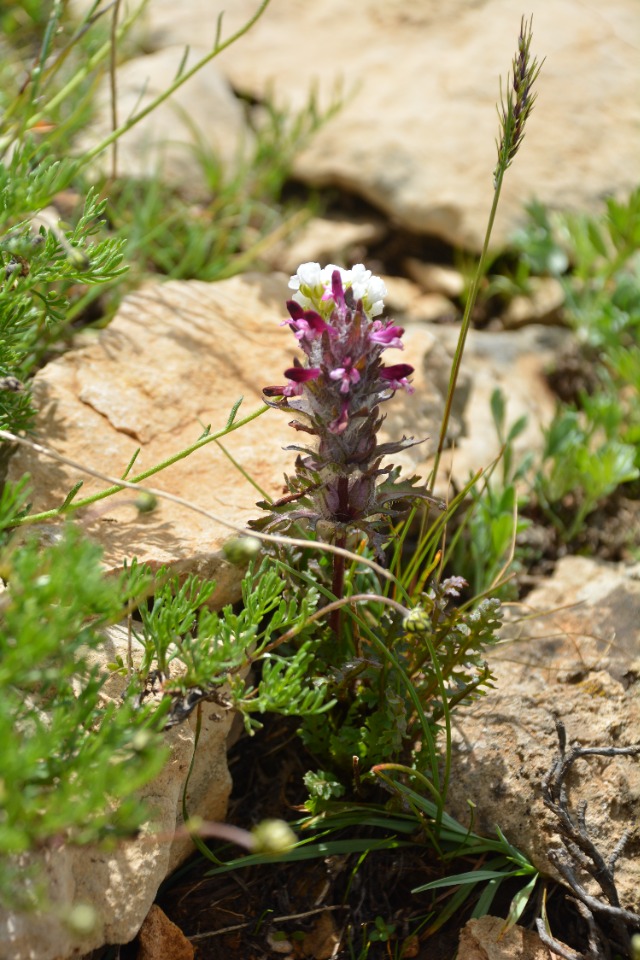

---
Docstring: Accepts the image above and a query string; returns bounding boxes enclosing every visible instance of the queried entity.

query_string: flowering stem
[258,261,428,635]
[330,529,347,637]
[429,16,541,491]
[430,182,502,487]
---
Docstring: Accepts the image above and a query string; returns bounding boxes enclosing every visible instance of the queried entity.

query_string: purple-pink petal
[285,366,321,383]
[369,322,405,348]
[285,301,335,339]
[329,359,361,394]
[380,363,415,393]
[286,300,305,320]
[330,269,345,306]
[280,365,321,397]
[380,363,414,380]
[328,401,349,434]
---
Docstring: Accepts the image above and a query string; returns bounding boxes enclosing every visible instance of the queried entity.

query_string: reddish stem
[329,476,350,637]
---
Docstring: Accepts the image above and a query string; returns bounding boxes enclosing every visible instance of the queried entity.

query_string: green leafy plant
[446,387,532,598]
[133,557,330,732]
[533,405,638,542]
[200,772,538,947]
[0,0,314,907]
[0,182,127,432]
[510,187,640,464]
[0,507,170,903]
[296,569,502,788]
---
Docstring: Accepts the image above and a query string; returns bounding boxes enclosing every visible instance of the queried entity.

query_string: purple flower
[255,263,431,554]
[263,364,321,398]
[283,301,335,343]
[282,365,321,396]
[328,401,349,435]
[379,363,415,393]
[329,357,361,394]
[369,321,405,349]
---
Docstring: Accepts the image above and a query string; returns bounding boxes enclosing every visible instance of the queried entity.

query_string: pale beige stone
[447,556,640,914]
[458,916,554,960]
[403,260,465,300]
[501,277,565,329]
[69,1,640,250]
[425,323,566,493]
[383,275,425,313]
[268,216,386,275]
[200,0,640,250]
[407,293,458,324]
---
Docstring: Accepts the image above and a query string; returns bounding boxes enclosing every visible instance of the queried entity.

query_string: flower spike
[255,262,435,558]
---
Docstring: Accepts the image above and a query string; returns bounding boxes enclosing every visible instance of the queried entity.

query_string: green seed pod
[223,536,262,564]
[251,819,296,855]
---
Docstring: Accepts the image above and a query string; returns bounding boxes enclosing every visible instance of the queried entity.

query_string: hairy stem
[329,476,350,636]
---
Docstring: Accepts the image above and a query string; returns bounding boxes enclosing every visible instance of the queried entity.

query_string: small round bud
[223,536,261,564]
[135,492,158,514]
[130,730,154,751]
[251,819,296,855]
[64,903,98,936]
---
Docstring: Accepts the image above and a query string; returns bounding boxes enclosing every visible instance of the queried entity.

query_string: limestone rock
[383,276,427,314]
[406,293,458,325]
[501,277,565,329]
[458,916,554,960]
[136,904,194,960]
[159,0,640,250]
[6,275,451,602]
[447,556,640,914]
[403,260,465,300]
[8,275,294,606]
[267,216,386,275]
[424,323,566,492]
[458,916,553,960]
[77,46,253,197]
[0,623,235,960]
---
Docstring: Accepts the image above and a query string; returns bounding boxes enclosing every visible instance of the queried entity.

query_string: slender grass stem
[0,428,398,584]
[429,16,542,492]
[81,0,273,167]
[1,404,270,524]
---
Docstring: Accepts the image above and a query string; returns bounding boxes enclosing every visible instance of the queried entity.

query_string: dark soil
[106,711,598,960]
[148,717,499,959]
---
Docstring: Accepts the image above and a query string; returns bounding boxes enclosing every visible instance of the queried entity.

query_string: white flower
[349,263,372,302]
[321,263,350,287]
[289,261,324,309]
[289,262,323,291]
[289,262,386,318]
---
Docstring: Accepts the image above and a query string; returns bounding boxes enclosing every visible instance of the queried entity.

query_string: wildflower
[289,262,387,320]
[369,321,405,348]
[329,357,360,394]
[380,363,415,393]
[256,263,437,556]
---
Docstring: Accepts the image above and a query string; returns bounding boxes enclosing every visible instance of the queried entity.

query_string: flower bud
[251,819,297,855]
